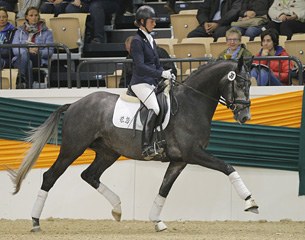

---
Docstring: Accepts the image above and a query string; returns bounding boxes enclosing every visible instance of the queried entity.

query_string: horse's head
[220,57,252,124]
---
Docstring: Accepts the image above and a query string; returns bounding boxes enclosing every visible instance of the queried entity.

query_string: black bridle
[172,70,251,112]
[219,72,251,112]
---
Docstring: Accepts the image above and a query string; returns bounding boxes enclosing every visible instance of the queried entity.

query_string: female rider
[130,5,172,160]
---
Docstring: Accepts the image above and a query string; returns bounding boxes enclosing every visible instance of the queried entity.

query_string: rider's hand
[161,69,172,79]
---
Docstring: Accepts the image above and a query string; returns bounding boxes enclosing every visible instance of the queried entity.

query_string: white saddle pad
[112,93,171,131]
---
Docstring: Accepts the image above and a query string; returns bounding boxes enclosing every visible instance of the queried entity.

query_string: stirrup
[142,144,164,160]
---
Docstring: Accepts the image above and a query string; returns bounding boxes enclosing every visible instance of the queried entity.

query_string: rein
[173,72,250,110]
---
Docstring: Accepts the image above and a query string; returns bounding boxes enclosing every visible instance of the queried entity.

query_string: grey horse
[9,59,258,232]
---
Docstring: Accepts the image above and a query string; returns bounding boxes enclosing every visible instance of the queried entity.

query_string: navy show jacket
[130,30,164,86]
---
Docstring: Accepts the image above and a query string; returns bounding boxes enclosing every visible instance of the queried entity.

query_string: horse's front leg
[188,147,259,214]
[149,161,187,232]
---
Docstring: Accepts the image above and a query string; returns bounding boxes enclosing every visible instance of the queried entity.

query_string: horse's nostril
[241,116,249,123]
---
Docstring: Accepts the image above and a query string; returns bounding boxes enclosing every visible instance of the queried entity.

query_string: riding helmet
[134,5,157,27]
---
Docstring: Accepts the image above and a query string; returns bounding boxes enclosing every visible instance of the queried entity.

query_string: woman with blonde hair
[218,28,252,61]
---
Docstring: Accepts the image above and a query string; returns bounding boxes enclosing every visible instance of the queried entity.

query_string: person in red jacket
[251,28,293,85]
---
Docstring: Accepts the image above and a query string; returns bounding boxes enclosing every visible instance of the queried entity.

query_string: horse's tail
[8,104,71,195]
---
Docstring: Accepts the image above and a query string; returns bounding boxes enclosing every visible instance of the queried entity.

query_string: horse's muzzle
[234,107,251,124]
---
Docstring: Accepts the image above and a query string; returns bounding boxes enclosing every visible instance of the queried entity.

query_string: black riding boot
[142,109,163,160]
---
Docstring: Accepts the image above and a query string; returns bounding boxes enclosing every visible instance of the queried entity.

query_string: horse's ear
[237,55,244,73]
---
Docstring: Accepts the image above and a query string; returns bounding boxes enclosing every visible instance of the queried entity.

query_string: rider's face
[143,18,156,32]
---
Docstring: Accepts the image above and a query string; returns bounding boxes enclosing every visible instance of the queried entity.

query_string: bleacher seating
[154,38,178,57]
[50,17,82,51]
[40,13,55,29]
[291,34,305,40]
[170,11,198,42]
[172,42,206,74]
[285,40,305,66]
[0,69,18,89]
[181,37,214,55]
[7,11,15,25]
[57,13,88,40]
[246,41,261,55]
[210,42,228,58]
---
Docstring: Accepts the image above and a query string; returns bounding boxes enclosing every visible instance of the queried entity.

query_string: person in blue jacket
[130,5,172,160]
[0,7,16,69]
[12,6,54,88]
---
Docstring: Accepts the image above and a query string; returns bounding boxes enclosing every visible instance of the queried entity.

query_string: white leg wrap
[149,194,166,222]
[97,183,121,211]
[229,171,251,200]
[31,189,48,219]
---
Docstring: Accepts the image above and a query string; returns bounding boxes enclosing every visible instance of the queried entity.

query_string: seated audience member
[119,36,177,88]
[17,0,41,19]
[231,0,270,40]
[40,0,71,16]
[267,0,305,40]
[251,28,293,86]
[187,0,241,41]
[0,7,16,69]
[65,0,119,43]
[12,6,54,88]
[218,28,252,61]
[0,0,17,12]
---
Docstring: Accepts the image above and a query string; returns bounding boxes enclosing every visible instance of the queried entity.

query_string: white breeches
[131,83,160,115]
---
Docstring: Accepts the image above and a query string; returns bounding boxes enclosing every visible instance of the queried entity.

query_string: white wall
[0,86,303,105]
[0,162,304,221]
[0,86,304,221]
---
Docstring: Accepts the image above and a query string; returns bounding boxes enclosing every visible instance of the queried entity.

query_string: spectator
[0,0,17,12]
[119,35,177,88]
[267,0,305,40]
[231,0,270,40]
[250,28,293,86]
[12,6,54,88]
[187,0,241,41]
[40,0,70,16]
[65,0,119,43]
[0,7,16,69]
[218,28,252,61]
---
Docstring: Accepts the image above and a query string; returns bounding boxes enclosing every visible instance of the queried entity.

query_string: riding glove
[161,69,172,79]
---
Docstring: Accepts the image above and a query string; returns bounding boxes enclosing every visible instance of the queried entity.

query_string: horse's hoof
[246,207,259,214]
[30,226,41,232]
[112,209,122,221]
[244,197,259,214]
[154,221,167,232]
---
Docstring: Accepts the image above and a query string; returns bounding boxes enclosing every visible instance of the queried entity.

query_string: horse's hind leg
[80,147,121,221]
[149,161,187,231]
[188,149,259,214]
[31,146,88,232]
